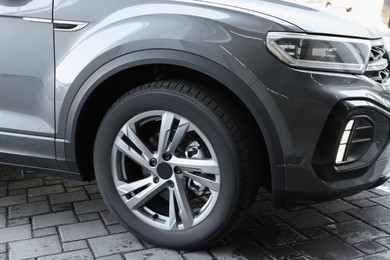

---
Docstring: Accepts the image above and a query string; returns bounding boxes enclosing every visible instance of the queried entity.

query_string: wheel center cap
[157,163,173,179]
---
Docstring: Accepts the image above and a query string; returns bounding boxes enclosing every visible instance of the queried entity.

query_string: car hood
[194,0,381,39]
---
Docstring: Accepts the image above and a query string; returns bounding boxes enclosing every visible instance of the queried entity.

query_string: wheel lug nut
[163,153,172,161]
[149,158,157,167]
[168,180,174,187]
[153,176,159,183]
[174,167,182,174]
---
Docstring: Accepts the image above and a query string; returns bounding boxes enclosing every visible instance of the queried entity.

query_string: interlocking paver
[37,249,93,260]
[295,237,364,259]
[310,199,358,214]
[8,235,62,259]
[8,178,43,190]
[33,210,78,229]
[28,184,65,197]
[0,194,25,207]
[62,240,89,252]
[324,220,387,244]
[0,224,31,243]
[49,190,88,205]
[88,233,143,257]
[278,209,334,229]
[9,201,51,219]
[124,248,181,260]
[349,206,390,227]
[3,170,390,259]
[74,199,107,215]
[59,220,108,242]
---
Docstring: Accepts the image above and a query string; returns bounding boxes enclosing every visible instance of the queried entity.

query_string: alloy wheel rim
[111,110,221,230]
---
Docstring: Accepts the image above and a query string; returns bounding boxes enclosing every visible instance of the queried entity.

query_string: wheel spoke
[157,112,175,156]
[173,175,194,228]
[167,188,178,230]
[116,176,153,196]
[123,125,154,161]
[171,157,220,175]
[115,136,150,170]
[167,118,190,153]
[124,181,166,210]
[183,172,220,192]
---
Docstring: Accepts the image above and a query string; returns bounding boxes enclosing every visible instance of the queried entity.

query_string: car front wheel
[93,80,258,249]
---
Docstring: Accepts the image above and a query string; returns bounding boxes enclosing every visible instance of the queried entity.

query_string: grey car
[1,0,390,249]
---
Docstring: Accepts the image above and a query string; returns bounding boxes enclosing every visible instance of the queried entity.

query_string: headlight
[266,32,371,74]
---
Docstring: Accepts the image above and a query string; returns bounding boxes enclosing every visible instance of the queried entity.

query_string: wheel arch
[59,49,284,204]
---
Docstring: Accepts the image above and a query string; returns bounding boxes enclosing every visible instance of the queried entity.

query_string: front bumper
[259,65,390,203]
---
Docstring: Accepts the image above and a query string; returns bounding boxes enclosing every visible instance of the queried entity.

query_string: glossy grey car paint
[1,0,390,248]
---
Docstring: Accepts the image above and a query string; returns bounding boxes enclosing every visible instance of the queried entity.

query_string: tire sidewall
[94,87,242,249]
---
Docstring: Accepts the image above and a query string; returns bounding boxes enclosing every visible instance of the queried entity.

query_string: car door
[0,0,57,168]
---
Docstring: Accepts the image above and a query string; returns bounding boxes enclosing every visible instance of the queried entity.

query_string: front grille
[364,40,390,83]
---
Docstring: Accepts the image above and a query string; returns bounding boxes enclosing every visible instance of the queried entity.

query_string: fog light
[335,120,355,164]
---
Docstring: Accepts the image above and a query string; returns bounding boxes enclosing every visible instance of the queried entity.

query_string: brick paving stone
[29,195,48,203]
[301,228,330,240]
[9,201,51,219]
[8,217,30,227]
[0,214,5,228]
[8,189,26,196]
[349,206,390,228]
[326,212,356,223]
[0,186,7,197]
[63,179,85,188]
[90,193,102,200]
[8,178,43,190]
[211,242,274,260]
[59,220,108,242]
[375,237,390,248]
[0,244,6,253]
[66,186,84,192]
[45,179,63,185]
[49,191,88,205]
[355,241,387,255]
[310,199,358,214]
[224,232,251,245]
[295,237,364,259]
[79,212,100,222]
[52,203,73,212]
[37,249,93,260]
[33,227,57,238]
[278,209,334,230]
[271,244,301,259]
[107,224,127,234]
[355,250,390,259]
[62,240,89,252]
[350,199,377,208]
[85,184,99,194]
[370,195,390,209]
[88,233,144,257]
[124,248,182,260]
[0,224,31,243]
[8,235,62,259]
[0,194,25,207]
[97,254,124,260]
[181,251,213,260]
[344,191,378,201]
[100,211,119,225]
[251,224,306,248]
[0,170,22,181]
[250,201,287,215]
[33,210,78,229]
[28,184,65,197]
[324,220,387,244]
[74,199,107,215]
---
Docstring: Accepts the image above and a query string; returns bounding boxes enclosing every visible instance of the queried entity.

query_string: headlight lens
[266,32,371,74]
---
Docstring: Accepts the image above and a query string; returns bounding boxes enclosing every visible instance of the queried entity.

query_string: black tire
[93,80,258,249]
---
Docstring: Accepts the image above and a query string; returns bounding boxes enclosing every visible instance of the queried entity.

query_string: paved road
[1,169,390,259]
